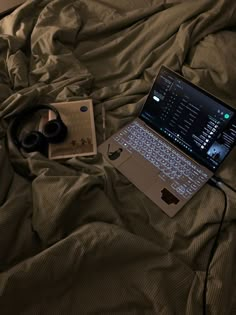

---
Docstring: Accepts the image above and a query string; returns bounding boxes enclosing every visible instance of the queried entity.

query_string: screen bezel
[139,65,236,172]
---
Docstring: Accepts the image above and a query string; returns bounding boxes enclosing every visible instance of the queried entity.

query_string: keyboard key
[187,187,194,194]
[191,184,198,190]
[171,182,179,189]
[183,192,190,198]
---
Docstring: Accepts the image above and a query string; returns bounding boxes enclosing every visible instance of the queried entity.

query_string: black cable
[211,176,236,193]
[202,177,229,315]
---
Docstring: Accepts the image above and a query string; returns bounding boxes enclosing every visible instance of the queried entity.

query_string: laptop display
[140,67,236,171]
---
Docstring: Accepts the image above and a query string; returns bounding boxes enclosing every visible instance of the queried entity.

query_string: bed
[0,0,236,314]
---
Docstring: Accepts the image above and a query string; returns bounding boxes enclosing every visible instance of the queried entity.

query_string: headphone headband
[15,104,61,120]
[10,104,66,150]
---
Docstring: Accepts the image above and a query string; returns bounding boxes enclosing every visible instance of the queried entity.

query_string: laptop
[99,66,236,217]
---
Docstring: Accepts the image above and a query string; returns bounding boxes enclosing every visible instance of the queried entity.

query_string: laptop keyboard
[113,120,209,198]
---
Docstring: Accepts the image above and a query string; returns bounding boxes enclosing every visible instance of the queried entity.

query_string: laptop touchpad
[118,156,159,190]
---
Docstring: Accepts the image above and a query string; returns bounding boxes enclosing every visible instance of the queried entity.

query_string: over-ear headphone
[10,104,68,153]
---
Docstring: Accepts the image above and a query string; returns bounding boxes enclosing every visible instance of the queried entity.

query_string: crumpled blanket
[0,0,236,314]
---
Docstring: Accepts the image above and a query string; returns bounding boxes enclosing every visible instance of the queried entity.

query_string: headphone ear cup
[43,119,67,144]
[21,131,47,153]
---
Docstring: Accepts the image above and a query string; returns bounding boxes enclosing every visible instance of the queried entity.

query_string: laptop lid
[140,66,236,172]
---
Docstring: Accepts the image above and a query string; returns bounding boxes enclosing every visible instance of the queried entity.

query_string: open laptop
[99,66,236,217]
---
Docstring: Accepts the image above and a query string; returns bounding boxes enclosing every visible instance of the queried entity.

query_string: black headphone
[10,104,68,153]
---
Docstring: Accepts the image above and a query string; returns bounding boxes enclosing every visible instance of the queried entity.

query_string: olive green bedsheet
[0,0,236,314]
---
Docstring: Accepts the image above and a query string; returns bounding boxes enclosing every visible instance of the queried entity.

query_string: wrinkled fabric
[0,0,236,314]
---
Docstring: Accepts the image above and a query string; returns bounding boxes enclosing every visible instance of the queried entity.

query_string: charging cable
[203,176,235,315]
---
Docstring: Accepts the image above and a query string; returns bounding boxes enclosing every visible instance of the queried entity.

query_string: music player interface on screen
[141,68,236,171]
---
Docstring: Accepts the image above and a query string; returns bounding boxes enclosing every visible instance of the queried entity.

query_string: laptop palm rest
[118,155,159,191]
[145,183,183,217]
[118,154,183,217]
[99,138,185,217]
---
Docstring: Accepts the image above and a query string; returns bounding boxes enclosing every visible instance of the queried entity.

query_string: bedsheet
[0,0,236,314]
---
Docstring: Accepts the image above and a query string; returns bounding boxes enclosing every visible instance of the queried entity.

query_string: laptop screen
[140,66,236,172]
